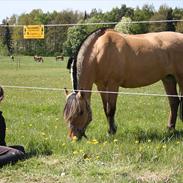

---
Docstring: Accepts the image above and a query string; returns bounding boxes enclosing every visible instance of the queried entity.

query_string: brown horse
[34,55,44,62]
[64,28,183,140]
[56,55,64,61]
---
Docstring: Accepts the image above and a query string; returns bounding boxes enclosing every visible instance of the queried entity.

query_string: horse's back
[94,31,183,88]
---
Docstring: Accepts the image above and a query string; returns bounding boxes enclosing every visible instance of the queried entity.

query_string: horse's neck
[78,68,93,102]
[77,58,95,103]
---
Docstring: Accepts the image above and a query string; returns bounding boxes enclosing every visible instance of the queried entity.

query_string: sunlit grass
[0,56,183,182]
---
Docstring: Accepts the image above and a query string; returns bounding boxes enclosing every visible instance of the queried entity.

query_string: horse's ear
[77,89,85,99]
[64,88,69,96]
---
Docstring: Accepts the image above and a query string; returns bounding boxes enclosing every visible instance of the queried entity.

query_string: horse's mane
[63,92,81,122]
[72,27,108,91]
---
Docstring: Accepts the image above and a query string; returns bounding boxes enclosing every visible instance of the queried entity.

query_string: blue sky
[1,0,183,23]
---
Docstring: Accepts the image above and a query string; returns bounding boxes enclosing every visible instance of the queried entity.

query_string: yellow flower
[29,124,32,127]
[90,139,99,144]
[147,139,151,143]
[162,145,167,149]
[79,149,84,153]
[176,141,180,144]
[113,139,118,142]
[135,140,139,144]
[96,155,100,159]
[73,150,78,155]
[62,143,66,146]
[87,139,99,144]
[72,136,78,141]
[41,132,46,136]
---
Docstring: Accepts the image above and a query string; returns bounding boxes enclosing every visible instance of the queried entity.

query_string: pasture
[0,56,183,182]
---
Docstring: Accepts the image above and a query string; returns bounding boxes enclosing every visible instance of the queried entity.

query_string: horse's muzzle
[69,129,88,140]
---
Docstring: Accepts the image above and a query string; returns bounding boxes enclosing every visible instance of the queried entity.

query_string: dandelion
[79,149,84,153]
[41,132,46,136]
[147,139,151,143]
[162,145,167,149]
[90,139,99,144]
[62,143,66,147]
[113,139,118,143]
[135,140,139,144]
[176,141,180,144]
[87,139,99,144]
[96,155,100,159]
[72,136,78,142]
[73,150,78,155]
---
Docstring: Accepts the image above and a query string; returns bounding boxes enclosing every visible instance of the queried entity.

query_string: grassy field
[0,56,183,182]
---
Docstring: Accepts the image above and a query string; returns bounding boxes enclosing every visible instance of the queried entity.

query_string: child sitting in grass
[0,86,25,167]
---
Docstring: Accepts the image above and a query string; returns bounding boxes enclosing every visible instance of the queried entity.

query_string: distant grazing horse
[64,28,183,140]
[56,55,64,61]
[34,55,44,63]
[10,55,14,61]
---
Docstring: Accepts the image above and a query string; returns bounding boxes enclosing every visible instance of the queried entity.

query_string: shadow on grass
[121,127,183,143]
[24,141,53,159]
[98,127,183,143]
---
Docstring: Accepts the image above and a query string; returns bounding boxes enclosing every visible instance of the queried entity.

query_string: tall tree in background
[2,21,14,55]
[149,5,175,32]
[131,5,154,34]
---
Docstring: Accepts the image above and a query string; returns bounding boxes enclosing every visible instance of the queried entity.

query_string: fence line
[1,19,183,27]
[2,85,183,98]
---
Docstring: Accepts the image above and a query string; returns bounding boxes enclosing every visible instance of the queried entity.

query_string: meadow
[0,56,183,182]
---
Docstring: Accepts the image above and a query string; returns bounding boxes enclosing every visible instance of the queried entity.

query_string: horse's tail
[179,91,183,121]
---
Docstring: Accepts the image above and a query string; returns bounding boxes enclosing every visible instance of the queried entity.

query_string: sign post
[23,25,44,39]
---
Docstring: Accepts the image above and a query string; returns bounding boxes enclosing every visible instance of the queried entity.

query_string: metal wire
[0,19,183,27]
[2,85,183,98]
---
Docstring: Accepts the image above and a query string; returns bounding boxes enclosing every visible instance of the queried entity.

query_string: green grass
[1,56,183,182]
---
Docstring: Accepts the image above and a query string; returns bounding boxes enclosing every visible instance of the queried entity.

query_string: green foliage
[63,24,88,56]
[131,5,154,34]
[114,17,132,34]
[149,5,175,32]
[1,4,183,57]
[2,22,14,55]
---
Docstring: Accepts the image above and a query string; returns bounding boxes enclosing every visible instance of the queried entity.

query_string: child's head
[0,87,4,102]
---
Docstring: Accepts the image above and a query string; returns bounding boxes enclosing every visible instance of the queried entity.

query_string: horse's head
[63,89,92,140]
[0,86,4,102]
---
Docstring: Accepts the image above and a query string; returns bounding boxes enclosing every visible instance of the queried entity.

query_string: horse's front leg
[98,85,118,134]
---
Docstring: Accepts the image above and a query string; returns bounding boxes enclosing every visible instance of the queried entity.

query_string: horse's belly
[120,72,166,88]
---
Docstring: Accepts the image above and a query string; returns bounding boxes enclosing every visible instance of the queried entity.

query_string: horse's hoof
[167,126,176,133]
[108,126,117,135]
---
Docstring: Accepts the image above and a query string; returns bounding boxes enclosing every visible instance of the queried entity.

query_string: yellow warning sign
[23,25,44,39]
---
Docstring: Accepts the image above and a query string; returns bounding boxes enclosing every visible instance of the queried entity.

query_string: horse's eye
[79,110,84,116]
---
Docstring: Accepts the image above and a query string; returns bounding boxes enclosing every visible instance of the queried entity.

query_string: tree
[63,24,88,56]
[2,21,14,55]
[114,17,132,34]
[149,5,175,32]
[130,5,154,34]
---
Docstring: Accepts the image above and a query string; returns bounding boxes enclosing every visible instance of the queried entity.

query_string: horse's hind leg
[97,85,118,134]
[162,76,179,129]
